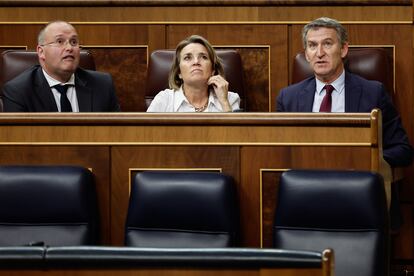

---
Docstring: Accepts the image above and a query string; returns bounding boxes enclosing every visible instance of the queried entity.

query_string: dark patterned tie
[319,84,334,112]
[53,84,73,112]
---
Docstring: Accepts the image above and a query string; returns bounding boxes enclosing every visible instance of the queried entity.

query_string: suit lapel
[344,72,362,112]
[298,79,316,112]
[34,68,59,112]
[75,73,93,112]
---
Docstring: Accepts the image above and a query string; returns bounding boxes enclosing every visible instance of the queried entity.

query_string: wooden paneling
[261,170,281,248]
[258,6,412,22]
[0,24,42,49]
[74,24,151,45]
[86,47,148,112]
[0,6,411,22]
[237,48,270,111]
[0,0,409,6]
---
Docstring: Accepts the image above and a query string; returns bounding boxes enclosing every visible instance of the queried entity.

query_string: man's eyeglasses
[40,38,80,48]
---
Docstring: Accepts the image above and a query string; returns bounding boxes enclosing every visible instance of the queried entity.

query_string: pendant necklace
[194,101,208,112]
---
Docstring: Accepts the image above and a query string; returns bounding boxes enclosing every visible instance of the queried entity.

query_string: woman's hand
[207,75,232,112]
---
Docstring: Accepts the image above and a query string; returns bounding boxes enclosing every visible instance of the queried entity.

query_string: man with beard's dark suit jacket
[277,71,412,167]
[2,65,120,112]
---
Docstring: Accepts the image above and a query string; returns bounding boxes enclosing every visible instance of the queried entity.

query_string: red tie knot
[324,84,334,95]
[319,85,334,112]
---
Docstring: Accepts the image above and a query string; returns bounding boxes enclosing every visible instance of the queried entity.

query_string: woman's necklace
[194,101,209,112]
[182,87,209,112]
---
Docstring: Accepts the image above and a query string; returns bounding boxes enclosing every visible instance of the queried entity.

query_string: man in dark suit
[277,17,412,168]
[2,20,120,112]
[278,17,413,231]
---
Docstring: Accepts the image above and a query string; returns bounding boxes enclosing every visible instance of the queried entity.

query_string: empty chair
[145,49,245,109]
[273,170,389,276]
[125,171,240,247]
[292,47,393,94]
[0,165,99,246]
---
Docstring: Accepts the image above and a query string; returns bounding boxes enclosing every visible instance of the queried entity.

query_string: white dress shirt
[147,86,240,112]
[312,70,345,113]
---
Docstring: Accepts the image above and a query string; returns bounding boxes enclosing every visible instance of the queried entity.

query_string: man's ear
[305,49,311,63]
[37,45,45,61]
[341,42,349,58]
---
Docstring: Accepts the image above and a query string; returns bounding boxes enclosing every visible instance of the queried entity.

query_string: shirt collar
[42,69,75,88]
[315,69,345,95]
[208,92,222,110]
[173,87,188,112]
[174,86,218,112]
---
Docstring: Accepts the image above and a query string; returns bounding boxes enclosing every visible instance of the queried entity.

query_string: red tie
[319,84,334,112]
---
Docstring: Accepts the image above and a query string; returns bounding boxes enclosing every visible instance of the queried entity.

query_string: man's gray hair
[302,17,348,49]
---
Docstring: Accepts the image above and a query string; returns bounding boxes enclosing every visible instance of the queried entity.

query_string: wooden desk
[0,110,389,247]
